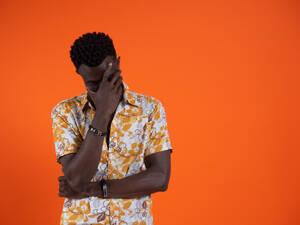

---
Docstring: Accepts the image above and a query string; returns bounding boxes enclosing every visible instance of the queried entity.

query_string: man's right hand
[86,56,123,119]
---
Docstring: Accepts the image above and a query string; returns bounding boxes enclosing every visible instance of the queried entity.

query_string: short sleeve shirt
[51,81,173,225]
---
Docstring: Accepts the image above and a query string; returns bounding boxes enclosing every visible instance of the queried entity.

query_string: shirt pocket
[108,115,149,157]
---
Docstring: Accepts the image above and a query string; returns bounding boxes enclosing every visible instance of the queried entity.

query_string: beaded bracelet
[88,124,108,136]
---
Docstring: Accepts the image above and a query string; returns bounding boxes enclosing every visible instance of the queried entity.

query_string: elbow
[158,183,168,192]
[156,172,170,192]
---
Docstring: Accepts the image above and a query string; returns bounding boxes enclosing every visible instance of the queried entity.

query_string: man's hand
[86,56,123,118]
[58,176,103,199]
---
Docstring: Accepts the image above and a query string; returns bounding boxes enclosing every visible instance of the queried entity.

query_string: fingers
[59,178,67,196]
[110,69,122,85]
[58,192,66,197]
[86,87,96,95]
[58,177,73,197]
[58,176,66,182]
[115,81,123,94]
[113,76,123,91]
[59,182,64,192]
[110,57,122,85]
[86,87,96,103]
[102,60,114,81]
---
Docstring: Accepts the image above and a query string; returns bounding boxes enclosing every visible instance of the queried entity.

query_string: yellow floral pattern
[51,81,173,225]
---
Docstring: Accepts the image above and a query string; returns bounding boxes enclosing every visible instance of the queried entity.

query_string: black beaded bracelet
[88,124,108,136]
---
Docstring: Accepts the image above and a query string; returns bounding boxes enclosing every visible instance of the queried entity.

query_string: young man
[51,32,173,225]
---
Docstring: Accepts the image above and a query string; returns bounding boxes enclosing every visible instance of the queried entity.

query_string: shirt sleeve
[51,106,82,164]
[144,100,173,157]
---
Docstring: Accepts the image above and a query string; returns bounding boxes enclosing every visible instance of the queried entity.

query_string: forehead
[77,55,115,75]
[77,63,105,76]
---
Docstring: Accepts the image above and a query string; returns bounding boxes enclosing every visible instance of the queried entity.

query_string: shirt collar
[79,81,138,113]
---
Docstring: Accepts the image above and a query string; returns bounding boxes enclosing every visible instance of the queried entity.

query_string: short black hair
[69,32,117,71]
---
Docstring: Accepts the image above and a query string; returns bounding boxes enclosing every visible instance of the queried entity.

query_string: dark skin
[57,55,172,199]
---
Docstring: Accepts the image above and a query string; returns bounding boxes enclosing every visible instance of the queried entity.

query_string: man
[51,32,173,225]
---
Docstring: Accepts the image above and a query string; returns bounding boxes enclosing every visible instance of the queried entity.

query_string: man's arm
[60,113,109,193]
[55,58,122,193]
[59,150,172,199]
[105,149,171,198]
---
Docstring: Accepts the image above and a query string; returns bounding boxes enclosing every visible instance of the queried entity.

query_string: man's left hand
[58,176,91,199]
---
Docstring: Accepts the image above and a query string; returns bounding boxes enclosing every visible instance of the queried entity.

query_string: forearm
[64,113,109,192]
[61,159,170,199]
[104,166,168,199]
[59,180,103,199]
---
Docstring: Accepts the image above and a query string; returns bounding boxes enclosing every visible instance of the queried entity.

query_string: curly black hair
[69,32,117,71]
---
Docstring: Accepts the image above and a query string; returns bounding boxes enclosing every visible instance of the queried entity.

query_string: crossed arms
[58,149,172,199]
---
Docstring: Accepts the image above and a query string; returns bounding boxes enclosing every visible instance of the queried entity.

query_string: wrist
[96,109,111,119]
[88,182,104,197]
[92,113,110,131]
[100,179,109,198]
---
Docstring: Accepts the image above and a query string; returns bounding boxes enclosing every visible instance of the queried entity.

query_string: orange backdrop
[0,0,299,224]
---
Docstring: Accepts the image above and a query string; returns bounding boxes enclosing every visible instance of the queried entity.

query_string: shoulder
[126,89,165,117]
[51,93,85,119]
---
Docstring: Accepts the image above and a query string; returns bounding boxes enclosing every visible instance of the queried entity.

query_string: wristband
[99,179,108,198]
[88,124,108,136]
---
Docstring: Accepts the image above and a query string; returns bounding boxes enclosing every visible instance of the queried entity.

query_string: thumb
[86,87,96,95]
[86,88,96,102]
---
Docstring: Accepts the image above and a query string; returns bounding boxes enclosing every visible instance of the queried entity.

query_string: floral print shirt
[51,81,173,225]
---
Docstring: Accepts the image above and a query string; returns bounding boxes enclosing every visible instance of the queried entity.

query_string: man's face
[76,55,117,93]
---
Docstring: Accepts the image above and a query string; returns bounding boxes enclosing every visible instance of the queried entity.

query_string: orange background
[1,0,299,224]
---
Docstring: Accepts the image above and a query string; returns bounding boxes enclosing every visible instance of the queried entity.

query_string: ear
[76,63,85,75]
